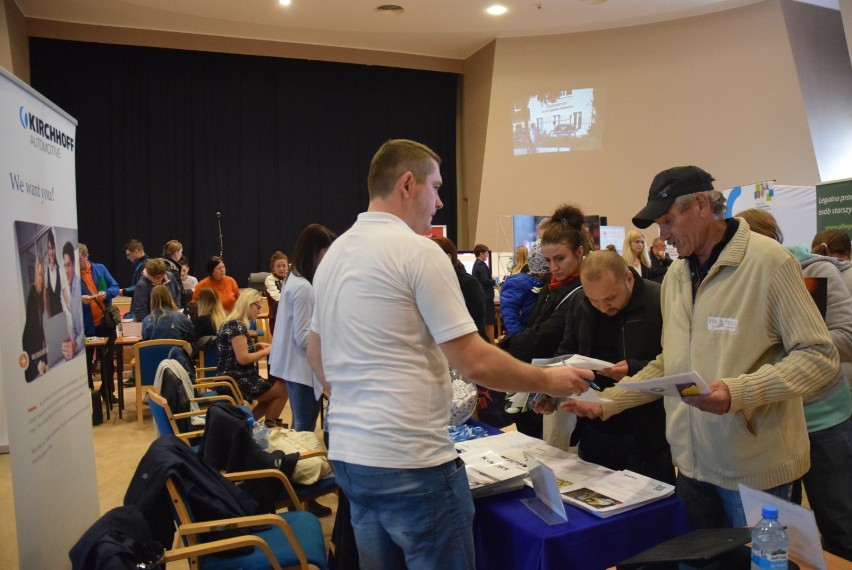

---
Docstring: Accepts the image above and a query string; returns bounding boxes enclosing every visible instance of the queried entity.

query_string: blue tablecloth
[463,420,690,570]
[473,484,690,570]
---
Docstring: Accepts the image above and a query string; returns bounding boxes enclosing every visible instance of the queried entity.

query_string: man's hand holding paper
[542,365,595,398]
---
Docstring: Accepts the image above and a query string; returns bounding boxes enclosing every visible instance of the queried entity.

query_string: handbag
[101,301,121,329]
[88,281,122,329]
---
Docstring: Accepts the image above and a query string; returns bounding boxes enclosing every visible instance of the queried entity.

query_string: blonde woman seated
[217,289,288,423]
[141,285,194,342]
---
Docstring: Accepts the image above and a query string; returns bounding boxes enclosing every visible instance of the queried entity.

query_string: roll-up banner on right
[816,178,852,236]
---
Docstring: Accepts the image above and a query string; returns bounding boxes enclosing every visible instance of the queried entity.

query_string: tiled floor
[0,379,336,569]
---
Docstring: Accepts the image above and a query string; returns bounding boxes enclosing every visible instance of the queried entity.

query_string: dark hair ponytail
[540,204,594,254]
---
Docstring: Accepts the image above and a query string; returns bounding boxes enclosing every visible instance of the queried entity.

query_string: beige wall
[1,0,28,82]
[470,0,823,247]
[842,0,852,65]
[0,0,9,72]
[459,41,495,248]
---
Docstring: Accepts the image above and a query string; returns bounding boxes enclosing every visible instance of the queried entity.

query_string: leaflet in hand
[617,370,710,398]
[532,354,615,370]
[560,470,675,518]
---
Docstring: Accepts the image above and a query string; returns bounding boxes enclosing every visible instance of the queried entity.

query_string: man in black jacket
[472,243,496,341]
[648,237,673,283]
[541,251,674,484]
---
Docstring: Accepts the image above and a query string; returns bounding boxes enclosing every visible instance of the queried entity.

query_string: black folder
[616,528,799,569]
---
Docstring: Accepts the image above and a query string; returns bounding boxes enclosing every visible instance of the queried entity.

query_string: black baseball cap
[632,166,715,229]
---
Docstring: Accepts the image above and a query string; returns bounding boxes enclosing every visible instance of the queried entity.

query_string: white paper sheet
[739,484,826,570]
[532,354,615,370]
[617,370,710,397]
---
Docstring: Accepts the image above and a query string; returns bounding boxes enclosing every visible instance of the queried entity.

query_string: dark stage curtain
[28,38,458,289]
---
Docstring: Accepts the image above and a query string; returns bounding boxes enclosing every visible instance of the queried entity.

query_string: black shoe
[98,386,119,406]
[307,499,332,518]
[264,418,288,429]
[122,378,135,388]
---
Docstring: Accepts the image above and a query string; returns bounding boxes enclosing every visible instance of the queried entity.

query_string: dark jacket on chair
[198,402,299,511]
[124,436,259,547]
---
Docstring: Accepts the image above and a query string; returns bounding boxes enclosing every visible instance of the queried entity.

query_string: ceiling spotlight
[279,0,291,5]
[486,5,508,15]
[376,4,405,14]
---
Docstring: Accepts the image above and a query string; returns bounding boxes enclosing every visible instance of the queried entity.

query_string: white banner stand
[0,66,99,568]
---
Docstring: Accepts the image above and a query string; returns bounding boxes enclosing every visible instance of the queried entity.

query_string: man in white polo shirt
[308,139,593,570]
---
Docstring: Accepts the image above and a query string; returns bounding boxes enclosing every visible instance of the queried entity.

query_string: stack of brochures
[461,450,528,498]
[560,469,675,518]
[456,432,675,514]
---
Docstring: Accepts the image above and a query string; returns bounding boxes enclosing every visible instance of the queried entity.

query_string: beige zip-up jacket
[602,220,838,490]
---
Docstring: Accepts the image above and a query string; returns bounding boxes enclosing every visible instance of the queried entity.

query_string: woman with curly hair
[495,204,593,436]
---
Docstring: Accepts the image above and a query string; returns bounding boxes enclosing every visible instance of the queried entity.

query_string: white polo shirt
[311,212,477,468]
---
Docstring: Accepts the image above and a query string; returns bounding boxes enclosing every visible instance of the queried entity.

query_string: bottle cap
[761,504,779,520]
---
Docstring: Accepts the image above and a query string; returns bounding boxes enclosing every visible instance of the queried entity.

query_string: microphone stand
[216,211,224,258]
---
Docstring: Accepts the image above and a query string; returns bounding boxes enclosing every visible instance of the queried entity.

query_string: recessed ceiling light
[486,5,508,16]
[279,0,291,6]
[376,4,405,15]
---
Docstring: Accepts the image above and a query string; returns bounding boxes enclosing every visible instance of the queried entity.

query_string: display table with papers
[461,422,690,570]
[473,487,689,570]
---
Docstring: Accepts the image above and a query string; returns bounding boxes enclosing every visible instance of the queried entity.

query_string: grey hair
[673,190,727,217]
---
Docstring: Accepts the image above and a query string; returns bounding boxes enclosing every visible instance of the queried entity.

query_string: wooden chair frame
[147,388,234,446]
[166,474,324,570]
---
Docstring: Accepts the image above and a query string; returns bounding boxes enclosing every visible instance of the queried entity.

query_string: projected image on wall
[512,88,601,156]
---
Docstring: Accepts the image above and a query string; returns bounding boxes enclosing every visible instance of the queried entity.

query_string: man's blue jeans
[677,473,792,529]
[331,458,475,570]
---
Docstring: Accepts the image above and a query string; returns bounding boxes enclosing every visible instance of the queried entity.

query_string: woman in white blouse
[264,251,289,336]
[267,225,336,432]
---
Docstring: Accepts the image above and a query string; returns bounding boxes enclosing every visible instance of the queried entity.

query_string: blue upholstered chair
[133,339,191,428]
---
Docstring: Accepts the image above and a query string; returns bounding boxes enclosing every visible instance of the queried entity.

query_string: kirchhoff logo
[19,105,75,152]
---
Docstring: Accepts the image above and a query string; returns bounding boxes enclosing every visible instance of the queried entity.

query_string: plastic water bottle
[247,417,269,450]
[751,504,788,569]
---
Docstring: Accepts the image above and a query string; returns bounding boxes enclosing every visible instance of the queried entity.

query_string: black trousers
[85,324,116,393]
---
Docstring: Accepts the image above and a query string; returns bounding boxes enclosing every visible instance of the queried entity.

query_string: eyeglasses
[252,303,262,311]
